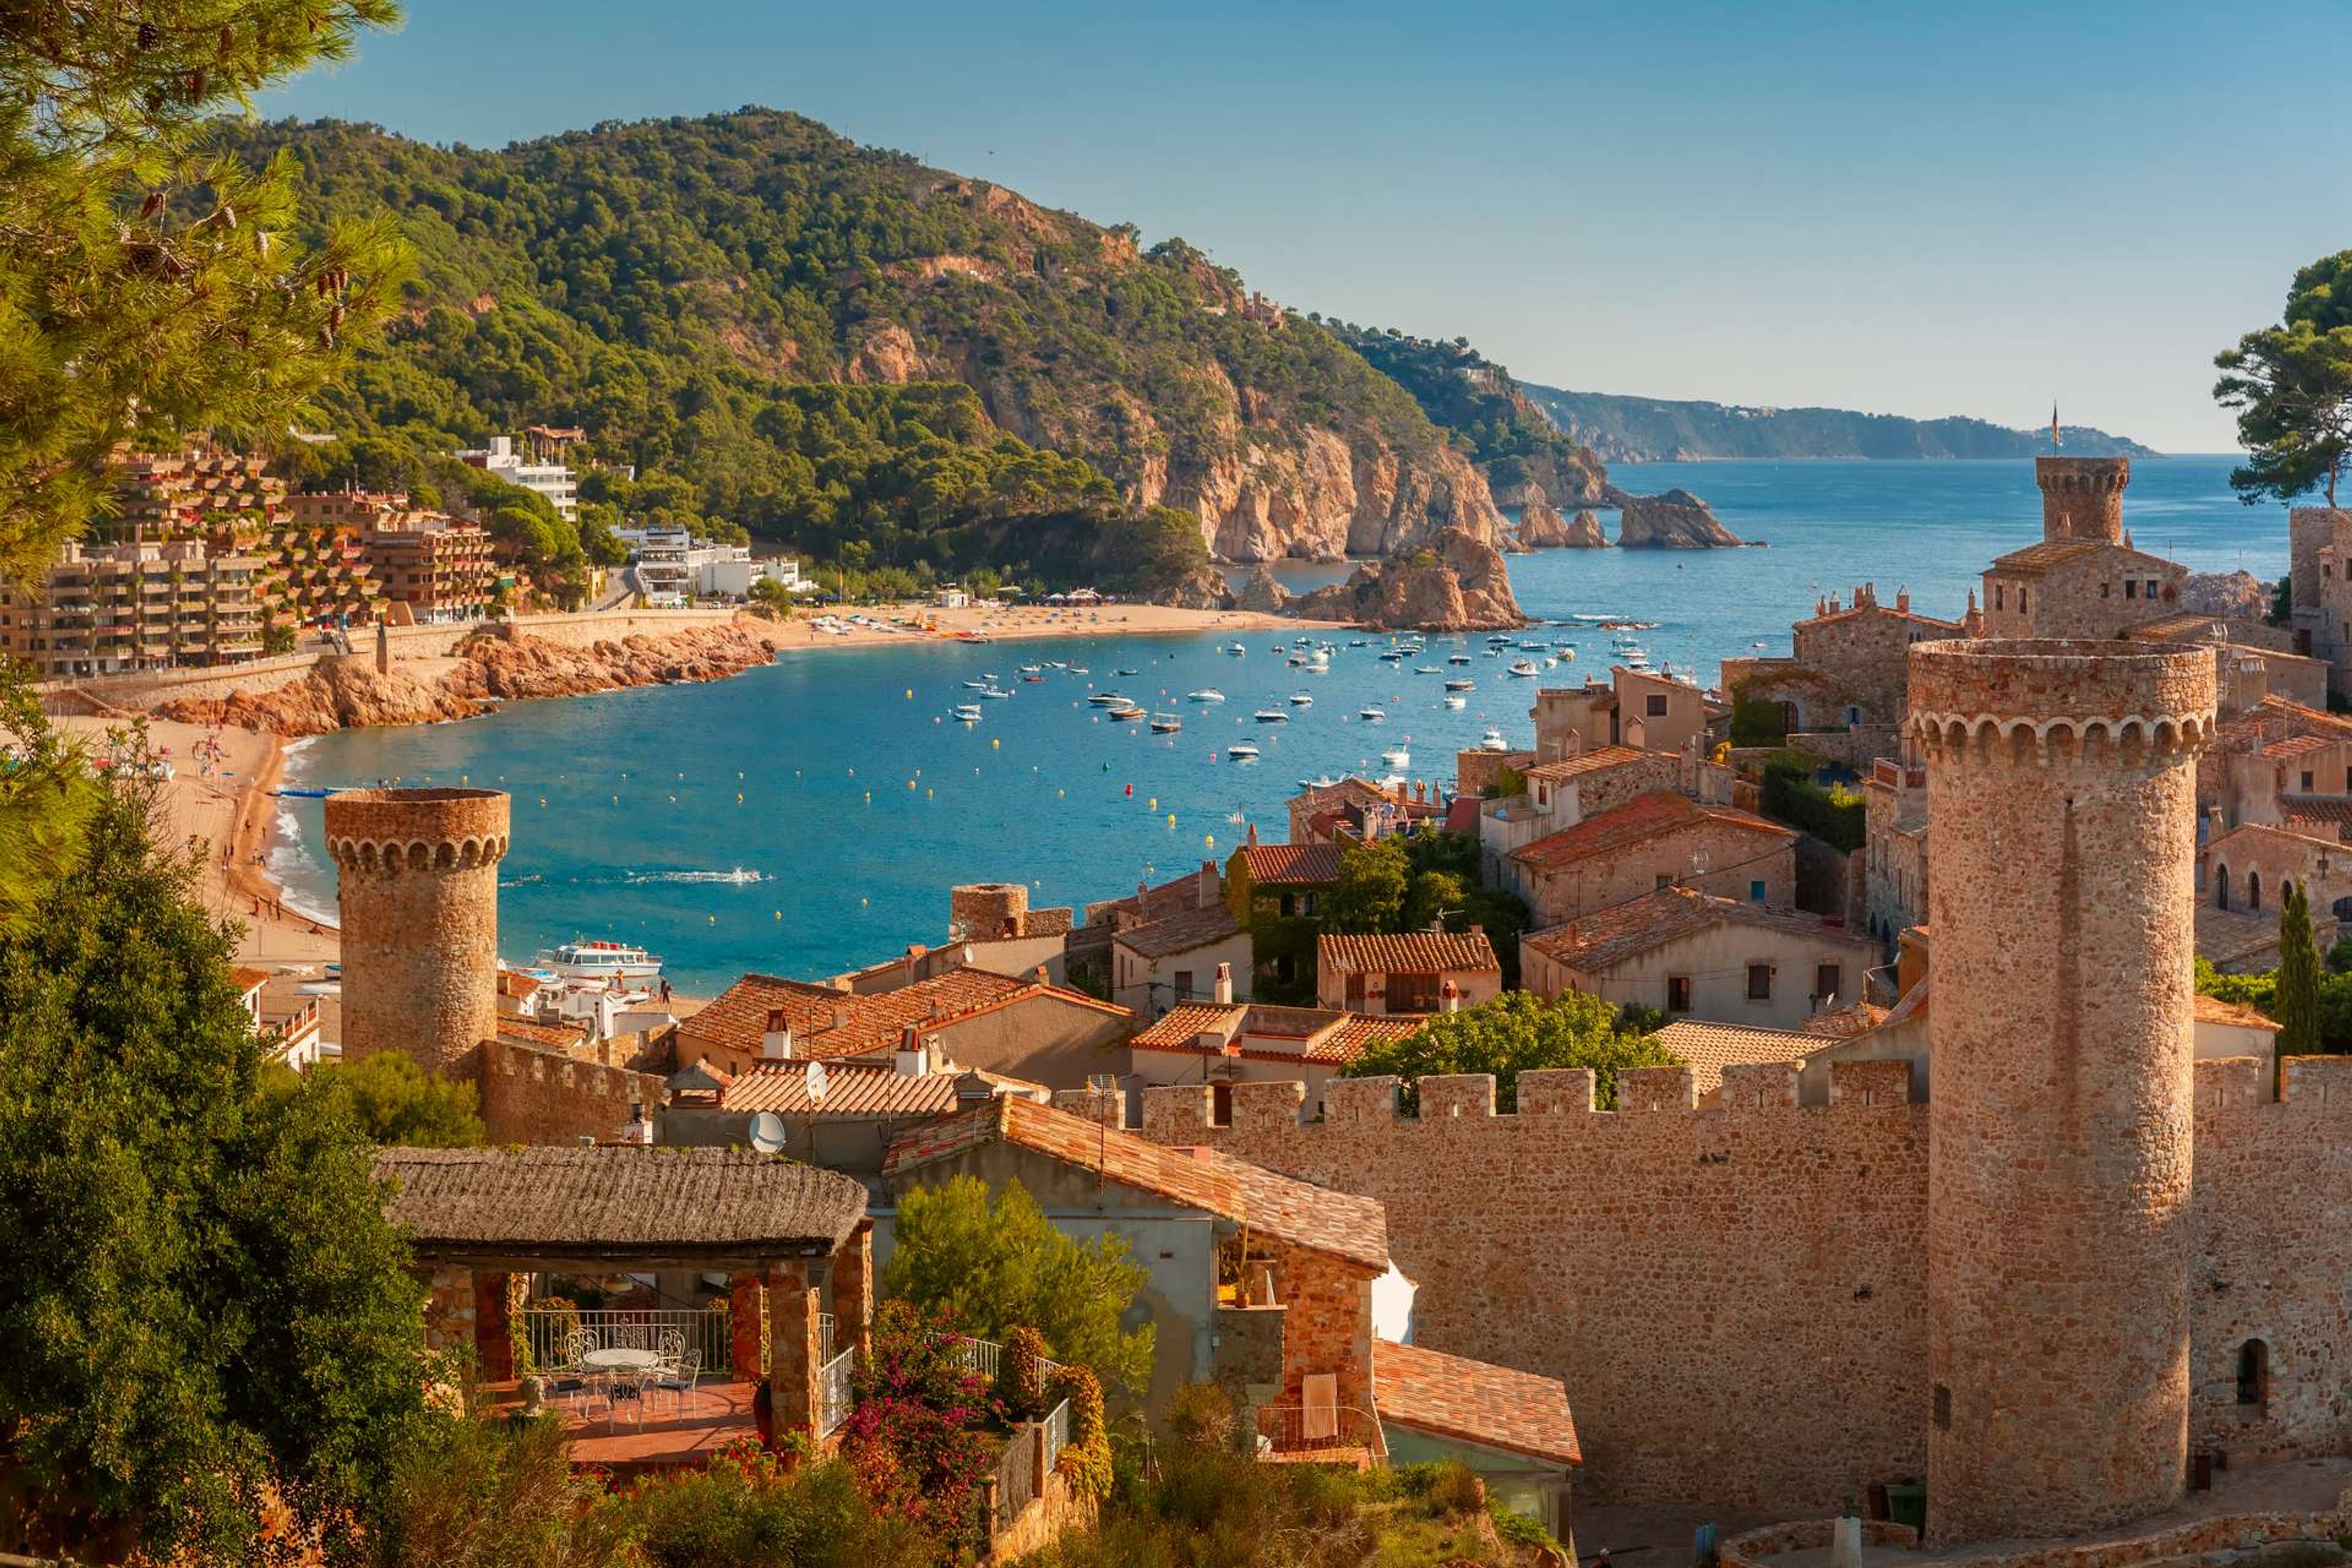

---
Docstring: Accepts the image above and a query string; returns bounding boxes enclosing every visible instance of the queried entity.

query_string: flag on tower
[2051,402,2062,450]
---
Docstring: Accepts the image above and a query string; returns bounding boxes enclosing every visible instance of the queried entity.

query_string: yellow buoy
[991,737,1000,750]
[736,792,743,803]
[459,774,467,785]
[538,797,546,807]
[906,688,913,699]
[774,910,782,919]
[1166,813,1175,827]
[707,914,716,924]
[1058,789,1066,799]
[1205,834,1215,848]
[611,795,618,804]
[864,791,872,803]
[927,788,935,799]
[1148,797,1157,809]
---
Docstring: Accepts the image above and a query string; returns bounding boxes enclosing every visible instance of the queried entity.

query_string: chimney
[1441,980,1463,1014]
[1034,965,1050,987]
[1896,586,1910,613]
[761,1008,794,1060]
[1246,821,1259,848]
[1213,962,1234,1005]
[894,1025,930,1079]
[620,1101,652,1145]
[1198,861,1218,908]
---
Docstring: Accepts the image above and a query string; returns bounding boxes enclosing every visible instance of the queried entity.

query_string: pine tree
[2275,880,2321,1095]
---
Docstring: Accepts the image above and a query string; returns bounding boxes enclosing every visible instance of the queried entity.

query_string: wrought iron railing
[1253,1402,1387,1460]
[519,1306,727,1378]
[1041,1396,1072,1476]
[817,1346,855,1436]
[818,1311,835,1362]
[951,1334,1063,1388]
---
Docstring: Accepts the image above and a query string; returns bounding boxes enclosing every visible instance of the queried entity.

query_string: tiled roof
[2281,795,2352,836]
[685,967,1131,1063]
[884,1097,1389,1270]
[1523,886,1868,973]
[2193,993,2281,1032]
[377,1145,868,1256]
[1373,1339,1581,1466]
[1290,778,1393,815]
[1238,843,1346,887]
[2127,612,2233,643]
[2261,734,2333,761]
[1128,1003,1422,1066]
[1130,1003,1248,1051]
[722,1060,1048,1117]
[1651,1019,1818,1098]
[1521,745,1658,786]
[497,1016,586,1049]
[1987,538,2171,575]
[2207,820,2342,857]
[1799,601,1961,632]
[1507,791,1791,874]
[1318,930,1499,977]
[230,965,270,993]
[1114,899,1242,960]
[1800,1001,1890,1039]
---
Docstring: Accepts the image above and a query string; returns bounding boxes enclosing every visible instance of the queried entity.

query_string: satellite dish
[805,1060,829,1102]
[748,1111,787,1155]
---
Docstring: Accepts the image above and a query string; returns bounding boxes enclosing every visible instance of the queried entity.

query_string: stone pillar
[473,1269,513,1382]
[323,788,510,1074]
[1910,639,2213,1545]
[2034,456,2128,544]
[420,1264,476,1356]
[728,1270,767,1381]
[766,1259,826,1440]
[835,1222,875,1361]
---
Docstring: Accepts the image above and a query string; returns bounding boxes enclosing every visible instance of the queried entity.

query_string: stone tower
[1909,639,2212,1545]
[2035,455,2129,544]
[324,786,510,1074]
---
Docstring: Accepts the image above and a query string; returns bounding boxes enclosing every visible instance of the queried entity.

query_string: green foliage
[298,1049,486,1147]
[1318,830,1529,987]
[1523,384,2156,461]
[1482,763,1526,801]
[2216,251,2352,508]
[1322,835,1411,934]
[622,1438,927,1568]
[0,0,407,579]
[1759,751,1864,854]
[1341,990,1678,1112]
[882,1175,1154,1398]
[1729,693,1790,748]
[2272,575,2294,628]
[2278,883,2322,1076]
[1049,1362,1113,1501]
[999,1324,1049,1421]
[0,666,104,938]
[376,1411,627,1568]
[0,717,428,1556]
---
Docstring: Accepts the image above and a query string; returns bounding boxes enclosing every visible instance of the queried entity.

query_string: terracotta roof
[1238,843,1346,887]
[1130,1003,1248,1051]
[2194,993,2281,1033]
[685,967,1133,1063]
[884,1097,1389,1271]
[1798,601,1961,632]
[1373,1339,1581,1466]
[497,970,543,999]
[722,1060,1048,1117]
[1507,792,1791,875]
[1523,886,1870,973]
[497,1016,586,1049]
[1114,899,1242,960]
[1988,538,2175,575]
[2281,795,2352,836]
[1651,1019,1818,1098]
[377,1145,867,1257]
[2261,734,2333,761]
[230,965,270,993]
[1319,930,1499,977]
[1800,1001,1890,1039]
[2127,612,2234,643]
[1290,778,1393,815]
[1128,1003,1422,1066]
[1521,745,1659,786]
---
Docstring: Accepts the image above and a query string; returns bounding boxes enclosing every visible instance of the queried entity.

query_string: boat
[1379,650,1407,662]
[1253,708,1290,723]
[1019,664,1043,674]
[1186,688,1226,704]
[1443,694,1468,710]
[1359,706,1386,722]
[1117,668,1139,677]
[1150,712,1182,734]
[1480,727,1509,753]
[1106,703,1145,722]
[1306,647,1331,666]
[962,679,990,690]
[1555,648,1577,663]
[1298,774,1338,790]
[1223,643,1248,656]
[1068,666,1090,676]
[1289,692,1314,707]
[1444,678,1475,692]
[1487,634,1515,645]
[1448,654,1472,666]
[1381,744,1411,769]
[1348,639,1369,647]
[1087,692,1130,706]
[979,685,1012,699]
[952,704,982,723]
[1227,741,1261,761]
[541,939,664,982]
[1517,641,1548,652]
[1507,659,1540,677]
[1022,673,1045,682]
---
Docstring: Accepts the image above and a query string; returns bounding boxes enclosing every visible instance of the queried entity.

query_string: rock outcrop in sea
[1234,566,1291,614]
[159,622,778,736]
[1515,497,1610,549]
[1288,527,1524,631]
[1617,489,1744,548]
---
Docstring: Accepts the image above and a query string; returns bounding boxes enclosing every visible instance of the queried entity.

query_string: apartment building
[0,539,263,677]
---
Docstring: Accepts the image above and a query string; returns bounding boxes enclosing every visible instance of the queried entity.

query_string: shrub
[1049,1363,1113,1501]
[619,1444,927,1568]
[377,1413,627,1568]
[839,1302,998,1553]
[1161,1382,1238,1454]
[1759,751,1865,854]
[1000,1324,1049,1420]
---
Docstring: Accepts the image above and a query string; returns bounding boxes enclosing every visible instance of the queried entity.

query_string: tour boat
[1507,659,1540,678]
[541,940,664,983]
[1359,706,1385,722]
[1289,692,1314,706]
[1444,678,1475,692]
[1254,708,1289,723]
[1186,688,1226,704]
[952,704,982,723]
[1381,744,1411,769]
[1480,727,1509,752]
[1227,741,1261,761]
[1150,713,1182,734]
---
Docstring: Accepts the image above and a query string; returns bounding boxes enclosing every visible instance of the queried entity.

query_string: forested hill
[221,110,1550,592]
[1522,385,2159,462]
[1319,326,1609,509]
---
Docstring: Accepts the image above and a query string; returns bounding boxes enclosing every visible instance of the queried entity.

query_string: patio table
[581,1347,661,1373]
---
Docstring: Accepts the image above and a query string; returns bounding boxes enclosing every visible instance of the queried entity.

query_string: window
[1174,969,1194,1001]
[1933,1385,1952,1430]
[1301,892,1318,917]
[1845,705,1862,726]
[1646,693,1668,717]
[2019,587,2029,614]
[1279,892,1295,917]
[2303,771,2316,792]
[2248,871,2263,911]
[1746,963,1773,1002]
[1211,1083,1234,1128]
[1667,975,1692,1012]
[1815,963,1842,1003]
[1749,879,1767,902]
[2237,1340,2269,1411]
[1656,873,1673,891]
[1275,953,1295,983]
[2217,865,2231,911]
[2125,579,2138,600]
[1391,973,1441,1013]
[1346,972,1366,1008]
[2101,581,2111,598]
[2146,579,2159,599]
[1994,583,2005,610]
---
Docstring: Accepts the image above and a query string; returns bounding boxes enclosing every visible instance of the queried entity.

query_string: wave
[498,868,767,889]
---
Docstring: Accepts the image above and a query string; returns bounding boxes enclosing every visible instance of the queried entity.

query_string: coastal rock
[1516,497,1610,549]
[1234,566,1291,614]
[160,655,482,736]
[1617,489,1744,548]
[1288,528,1525,631]
[2181,568,2272,620]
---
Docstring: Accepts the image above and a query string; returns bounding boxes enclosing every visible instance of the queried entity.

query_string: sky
[257,0,2351,454]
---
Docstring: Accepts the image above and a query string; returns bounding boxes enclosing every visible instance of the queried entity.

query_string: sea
[271,456,2285,992]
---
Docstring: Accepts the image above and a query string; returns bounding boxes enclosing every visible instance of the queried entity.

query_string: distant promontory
[1522,386,2158,462]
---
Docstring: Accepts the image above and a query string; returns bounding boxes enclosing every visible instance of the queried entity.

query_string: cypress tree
[2276,881,2321,1095]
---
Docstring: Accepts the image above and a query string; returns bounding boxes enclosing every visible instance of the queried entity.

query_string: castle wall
[473,1036,665,1146]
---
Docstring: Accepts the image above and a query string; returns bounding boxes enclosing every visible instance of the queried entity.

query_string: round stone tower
[324,787,510,1075]
[2035,455,2129,544]
[950,881,1030,940]
[1909,639,2212,1545]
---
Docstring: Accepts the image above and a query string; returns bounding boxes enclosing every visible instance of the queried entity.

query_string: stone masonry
[2035,455,2130,543]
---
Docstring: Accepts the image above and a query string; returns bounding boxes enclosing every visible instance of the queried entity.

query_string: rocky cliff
[2181,570,2273,620]
[1288,528,1525,631]
[1617,489,1745,549]
[1516,497,1610,549]
[160,622,777,736]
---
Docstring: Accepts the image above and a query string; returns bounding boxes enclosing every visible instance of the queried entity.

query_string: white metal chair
[650,1349,702,1417]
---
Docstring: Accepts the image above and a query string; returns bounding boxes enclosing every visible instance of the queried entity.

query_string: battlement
[2196,1054,2352,1114]
[1909,639,2213,766]
[476,1037,663,1145]
[2036,455,2130,543]
[325,786,511,873]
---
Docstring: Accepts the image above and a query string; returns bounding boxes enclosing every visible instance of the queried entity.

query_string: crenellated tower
[1908,639,2212,1545]
[324,787,510,1074]
[2034,455,2129,544]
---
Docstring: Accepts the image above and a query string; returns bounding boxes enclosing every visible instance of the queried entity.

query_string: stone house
[1718,584,1962,745]
[1862,753,1929,948]
[1520,886,1882,1027]
[1125,1001,1421,1110]
[1477,746,1683,883]
[2124,614,2329,713]
[676,966,1136,1089]
[1226,837,1344,1000]
[2198,821,2352,930]
[1109,899,1250,1018]
[1980,537,2187,640]
[1316,930,1501,1016]
[1615,666,1710,755]
[1528,682,1617,762]
[2199,697,2352,835]
[2285,504,2352,698]
[1502,790,1797,926]
[661,1050,1050,1170]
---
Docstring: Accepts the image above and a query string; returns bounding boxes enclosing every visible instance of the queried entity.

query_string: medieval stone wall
[473,1037,665,1146]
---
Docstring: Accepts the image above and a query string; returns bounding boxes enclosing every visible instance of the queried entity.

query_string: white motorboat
[1480,727,1509,752]
[541,939,664,983]
[1507,659,1540,678]
[1289,692,1314,706]
[1186,688,1226,703]
[1223,643,1248,656]
[1448,654,1472,666]
[1087,691,1131,706]
[1254,708,1290,723]
[1414,666,1441,674]
[952,704,982,723]
[1381,744,1411,769]
[1359,706,1385,722]
[1443,694,1467,710]
[1227,741,1261,760]
[962,679,990,690]
[979,685,1012,699]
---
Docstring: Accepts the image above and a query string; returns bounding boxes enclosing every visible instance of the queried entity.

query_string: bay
[273,456,2286,991]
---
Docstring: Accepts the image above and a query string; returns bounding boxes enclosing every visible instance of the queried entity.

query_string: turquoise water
[274,456,2283,990]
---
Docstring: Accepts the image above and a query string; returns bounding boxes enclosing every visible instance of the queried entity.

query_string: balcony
[1253,1402,1386,1466]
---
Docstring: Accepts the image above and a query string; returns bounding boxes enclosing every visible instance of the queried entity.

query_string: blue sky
[258,0,2350,453]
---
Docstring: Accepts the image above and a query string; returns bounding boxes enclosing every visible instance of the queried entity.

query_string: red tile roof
[2194,993,2280,1032]
[1521,886,1873,973]
[1238,843,1346,887]
[1114,899,1243,960]
[1129,1003,1248,1052]
[1374,1339,1581,1466]
[496,1016,586,1049]
[722,1060,1049,1117]
[2281,795,2352,837]
[1508,792,1792,875]
[230,965,270,994]
[1650,1019,1817,1097]
[1318,930,1499,978]
[884,1097,1389,1271]
[1798,601,1961,632]
[1128,1003,1422,1066]
[685,967,1132,1063]
[1521,745,1660,785]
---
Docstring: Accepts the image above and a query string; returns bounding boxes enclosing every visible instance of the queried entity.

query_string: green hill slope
[1523,385,2158,462]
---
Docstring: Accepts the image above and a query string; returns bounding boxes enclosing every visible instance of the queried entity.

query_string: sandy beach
[756,598,1333,654]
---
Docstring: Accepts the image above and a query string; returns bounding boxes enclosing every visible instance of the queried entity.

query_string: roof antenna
[1087,1072,1120,1197]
